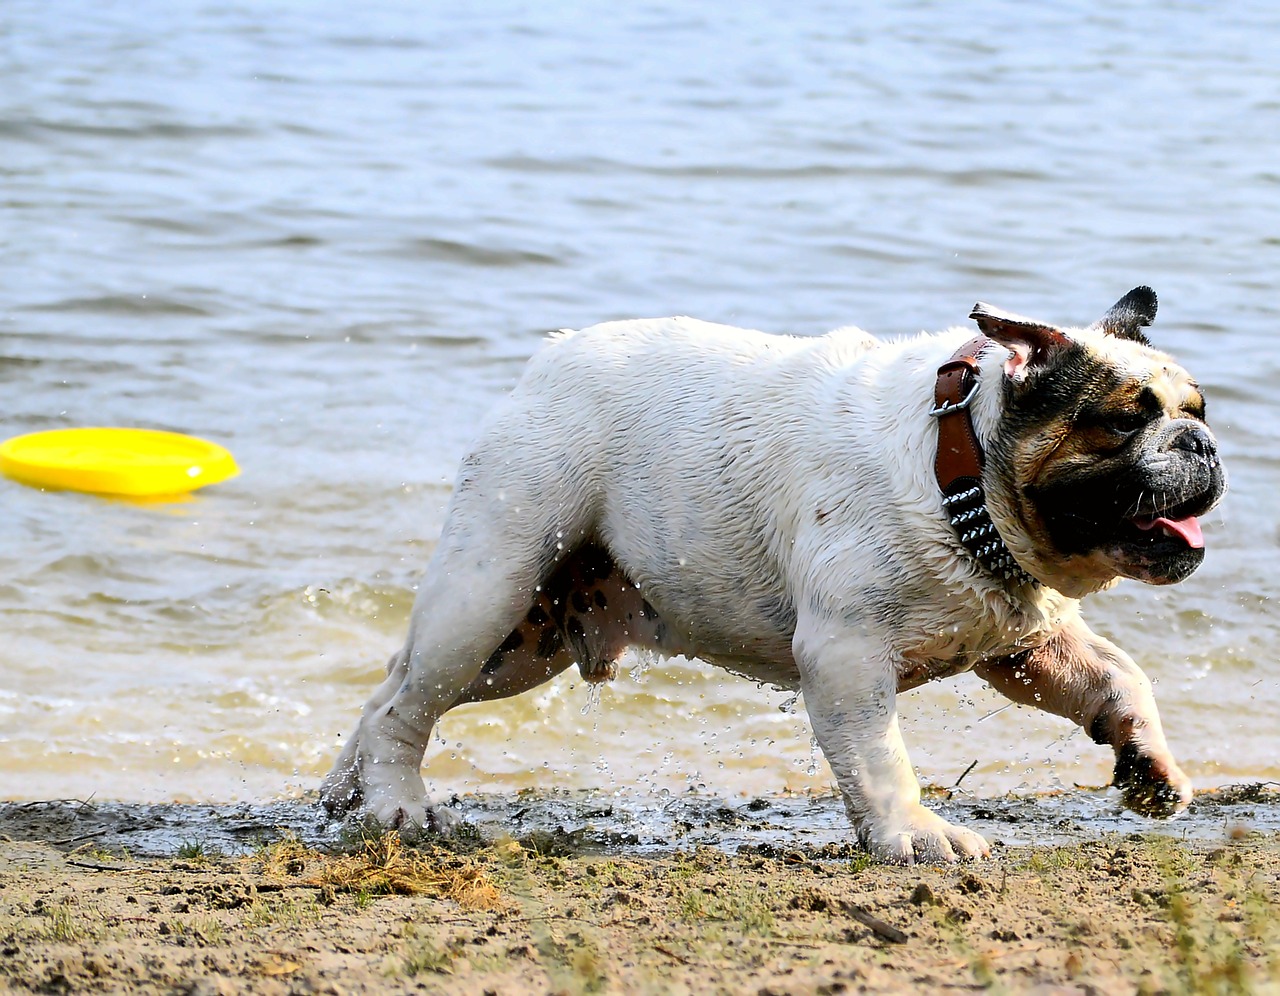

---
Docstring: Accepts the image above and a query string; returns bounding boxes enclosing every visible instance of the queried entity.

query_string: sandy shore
[1,785,1277,994]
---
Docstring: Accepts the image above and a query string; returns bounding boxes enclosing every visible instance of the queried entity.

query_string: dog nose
[1169,424,1216,459]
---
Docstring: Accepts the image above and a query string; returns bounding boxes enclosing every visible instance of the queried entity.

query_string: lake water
[1,1,1277,808]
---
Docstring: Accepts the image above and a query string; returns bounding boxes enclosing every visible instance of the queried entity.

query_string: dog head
[975,288,1226,597]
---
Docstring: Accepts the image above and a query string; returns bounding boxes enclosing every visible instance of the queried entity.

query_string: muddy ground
[0,785,1277,994]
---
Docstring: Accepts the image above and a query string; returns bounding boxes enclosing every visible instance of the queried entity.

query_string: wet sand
[1,785,1277,994]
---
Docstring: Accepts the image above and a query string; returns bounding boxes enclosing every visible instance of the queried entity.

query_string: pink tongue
[1134,515,1204,549]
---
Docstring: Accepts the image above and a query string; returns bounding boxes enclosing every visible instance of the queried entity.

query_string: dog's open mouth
[1107,491,1215,584]
[1127,513,1204,550]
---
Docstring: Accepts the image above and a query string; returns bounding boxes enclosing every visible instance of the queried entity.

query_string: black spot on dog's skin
[527,605,549,626]
[577,544,615,583]
[593,590,608,609]
[640,600,659,621]
[571,591,591,613]
[536,627,563,659]
[565,616,589,661]
[481,628,526,675]
[1113,741,1144,784]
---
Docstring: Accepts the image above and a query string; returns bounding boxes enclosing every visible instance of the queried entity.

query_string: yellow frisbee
[0,428,239,497]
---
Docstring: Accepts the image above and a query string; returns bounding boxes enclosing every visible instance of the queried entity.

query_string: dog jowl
[322,288,1225,864]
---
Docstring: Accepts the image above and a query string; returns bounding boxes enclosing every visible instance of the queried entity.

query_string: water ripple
[25,295,214,317]
[0,117,256,141]
[388,237,567,267]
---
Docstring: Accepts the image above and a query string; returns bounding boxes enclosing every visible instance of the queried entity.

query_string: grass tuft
[43,902,89,943]
[176,838,221,863]
[250,830,508,911]
[395,927,460,977]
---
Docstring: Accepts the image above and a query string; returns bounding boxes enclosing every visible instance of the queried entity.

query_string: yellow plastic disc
[0,428,239,497]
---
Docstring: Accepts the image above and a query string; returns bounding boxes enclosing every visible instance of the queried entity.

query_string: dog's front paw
[359,782,431,831]
[1114,744,1192,817]
[358,799,462,842]
[860,806,990,865]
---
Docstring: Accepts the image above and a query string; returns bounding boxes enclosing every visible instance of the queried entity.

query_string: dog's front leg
[974,618,1191,817]
[794,619,989,864]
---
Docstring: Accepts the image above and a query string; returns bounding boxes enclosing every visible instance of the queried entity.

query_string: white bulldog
[322,287,1225,863]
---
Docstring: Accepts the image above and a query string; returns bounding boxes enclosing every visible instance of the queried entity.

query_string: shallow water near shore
[3,785,1277,860]
[1,2,1279,806]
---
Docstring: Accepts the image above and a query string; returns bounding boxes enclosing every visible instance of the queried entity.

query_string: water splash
[629,648,660,681]
[806,735,821,777]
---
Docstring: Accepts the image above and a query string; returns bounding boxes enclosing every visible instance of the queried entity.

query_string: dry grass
[251,830,509,912]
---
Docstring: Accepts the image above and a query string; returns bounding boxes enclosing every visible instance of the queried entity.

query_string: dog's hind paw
[861,807,990,865]
[319,762,364,817]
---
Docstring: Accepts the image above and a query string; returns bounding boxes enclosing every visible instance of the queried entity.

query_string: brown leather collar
[932,335,989,494]
[931,337,1038,586]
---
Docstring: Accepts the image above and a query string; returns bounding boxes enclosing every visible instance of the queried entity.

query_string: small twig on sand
[840,901,909,944]
[65,859,168,873]
[758,938,824,949]
[66,859,128,872]
[953,760,979,789]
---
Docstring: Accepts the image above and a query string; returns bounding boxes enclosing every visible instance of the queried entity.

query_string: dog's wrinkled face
[979,288,1226,595]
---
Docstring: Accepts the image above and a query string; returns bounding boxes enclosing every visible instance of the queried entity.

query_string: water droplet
[581,682,603,716]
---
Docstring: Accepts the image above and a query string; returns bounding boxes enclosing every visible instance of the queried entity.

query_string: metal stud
[943,481,1039,589]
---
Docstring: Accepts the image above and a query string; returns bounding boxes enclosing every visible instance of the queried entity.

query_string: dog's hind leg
[320,645,412,815]
[974,617,1191,817]
[322,553,541,828]
[321,441,596,829]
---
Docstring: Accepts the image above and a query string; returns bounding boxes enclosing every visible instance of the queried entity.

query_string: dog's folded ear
[970,302,1072,382]
[1092,286,1157,345]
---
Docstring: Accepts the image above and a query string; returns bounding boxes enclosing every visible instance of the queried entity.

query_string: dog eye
[1103,412,1150,436]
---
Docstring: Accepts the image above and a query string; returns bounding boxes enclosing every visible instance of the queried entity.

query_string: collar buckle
[928,376,979,417]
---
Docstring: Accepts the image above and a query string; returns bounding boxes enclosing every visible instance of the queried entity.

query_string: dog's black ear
[1093,286,1157,345]
[970,302,1072,382]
